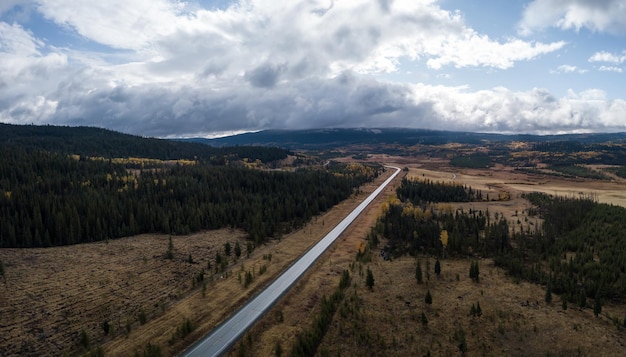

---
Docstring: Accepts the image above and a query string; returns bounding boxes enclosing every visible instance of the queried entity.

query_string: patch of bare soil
[0,167,398,357]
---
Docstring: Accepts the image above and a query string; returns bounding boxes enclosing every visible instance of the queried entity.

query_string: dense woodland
[0,123,290,164]
[396,178,483,204]
[373,179,626,313]
[0,136,381,248]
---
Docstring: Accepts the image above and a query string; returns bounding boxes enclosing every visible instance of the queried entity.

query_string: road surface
[181,166,401,357]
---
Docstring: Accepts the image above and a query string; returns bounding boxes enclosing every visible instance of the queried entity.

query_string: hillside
[193,128,626,150]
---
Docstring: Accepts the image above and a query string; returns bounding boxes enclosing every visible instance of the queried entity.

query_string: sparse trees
[470,301,482,317]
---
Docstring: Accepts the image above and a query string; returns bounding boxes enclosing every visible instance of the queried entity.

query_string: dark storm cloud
[245,63,284,88]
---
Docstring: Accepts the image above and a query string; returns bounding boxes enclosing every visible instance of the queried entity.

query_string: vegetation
[614,166,626,179]
[375,178,626,314]
[450,152,492,169]
[469,261,480,282]
[365,268,375,290]
[396,178,482,204]
[0,147,379,247]
[0,123,290,164]
[291,270,351,357]
[548,165,608,180]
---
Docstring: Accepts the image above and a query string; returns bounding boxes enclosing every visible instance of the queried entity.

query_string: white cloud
[588,50,626,63]
[0,0,621,136]
[552,64,587,74]
[424,33,565,70]
[599,65,623,73]
[557,64,577,73]
[35,0,186,51]
[519,0,626,35]
[411,85,626,133]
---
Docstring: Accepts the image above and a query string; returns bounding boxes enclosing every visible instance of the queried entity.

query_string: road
[181,166,401,357]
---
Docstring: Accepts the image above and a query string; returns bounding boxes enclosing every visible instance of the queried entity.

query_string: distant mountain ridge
[187,128,626,149]
[0,123,289,162]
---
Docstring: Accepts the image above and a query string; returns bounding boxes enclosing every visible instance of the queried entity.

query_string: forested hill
[193,128,626,150]
[0,123,289,163]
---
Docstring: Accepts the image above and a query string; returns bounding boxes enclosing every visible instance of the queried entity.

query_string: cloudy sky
[1,0,625,137]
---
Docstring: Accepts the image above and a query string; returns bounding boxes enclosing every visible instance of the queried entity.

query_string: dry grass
[225,159,626,357]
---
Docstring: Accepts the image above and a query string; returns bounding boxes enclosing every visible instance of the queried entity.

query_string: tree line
[0,147,380,247]
[373,179,626,309]
[396,177,483,205]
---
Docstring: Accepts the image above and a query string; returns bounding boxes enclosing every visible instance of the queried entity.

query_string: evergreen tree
[166,236,174,260]
[234,241,242,259]
[545,281,552,304]
[421,312,428,326]
[469,261,480,282]
[594,294,602,317]
[434,258,441,277]
[415,260,423,284]
[425,290,432,305]
[224,242,231,256]
[366,268,375,291]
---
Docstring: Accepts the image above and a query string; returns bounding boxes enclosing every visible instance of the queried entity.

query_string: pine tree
[416,260,423,284]
[234,241,242,259]
[366,267,375,291]
[469,261,480,282]
[594,294,602,317]
[545,281,552,304]
[421,311,428,326]
[224,242,231,256]
[434,258,441,278]
[425,290,432,305]
[166,236,174,260]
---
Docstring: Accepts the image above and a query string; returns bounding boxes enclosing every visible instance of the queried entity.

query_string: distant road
[181,166,401,357]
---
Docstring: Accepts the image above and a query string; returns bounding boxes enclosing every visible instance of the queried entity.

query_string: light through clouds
[0,0,625,136]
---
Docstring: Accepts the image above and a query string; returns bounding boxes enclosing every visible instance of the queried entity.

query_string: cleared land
[0,168,397,356]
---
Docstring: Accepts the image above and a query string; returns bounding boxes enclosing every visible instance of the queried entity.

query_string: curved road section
[181,166,401,357]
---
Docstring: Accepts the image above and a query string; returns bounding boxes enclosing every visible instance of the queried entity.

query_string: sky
[1,0,626,137]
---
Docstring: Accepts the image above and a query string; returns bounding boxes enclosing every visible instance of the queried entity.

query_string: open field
[0,167,398,356]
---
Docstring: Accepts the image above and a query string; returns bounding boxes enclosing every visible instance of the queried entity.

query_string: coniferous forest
[0,125,381,248]
[373,178,626,309]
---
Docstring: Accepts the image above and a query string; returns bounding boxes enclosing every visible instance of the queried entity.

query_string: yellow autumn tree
[440,230,449,248]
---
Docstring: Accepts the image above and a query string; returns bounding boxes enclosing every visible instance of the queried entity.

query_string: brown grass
[224,159,626,357]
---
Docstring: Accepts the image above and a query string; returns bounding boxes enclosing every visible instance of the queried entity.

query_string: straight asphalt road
[181,165,401,357]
